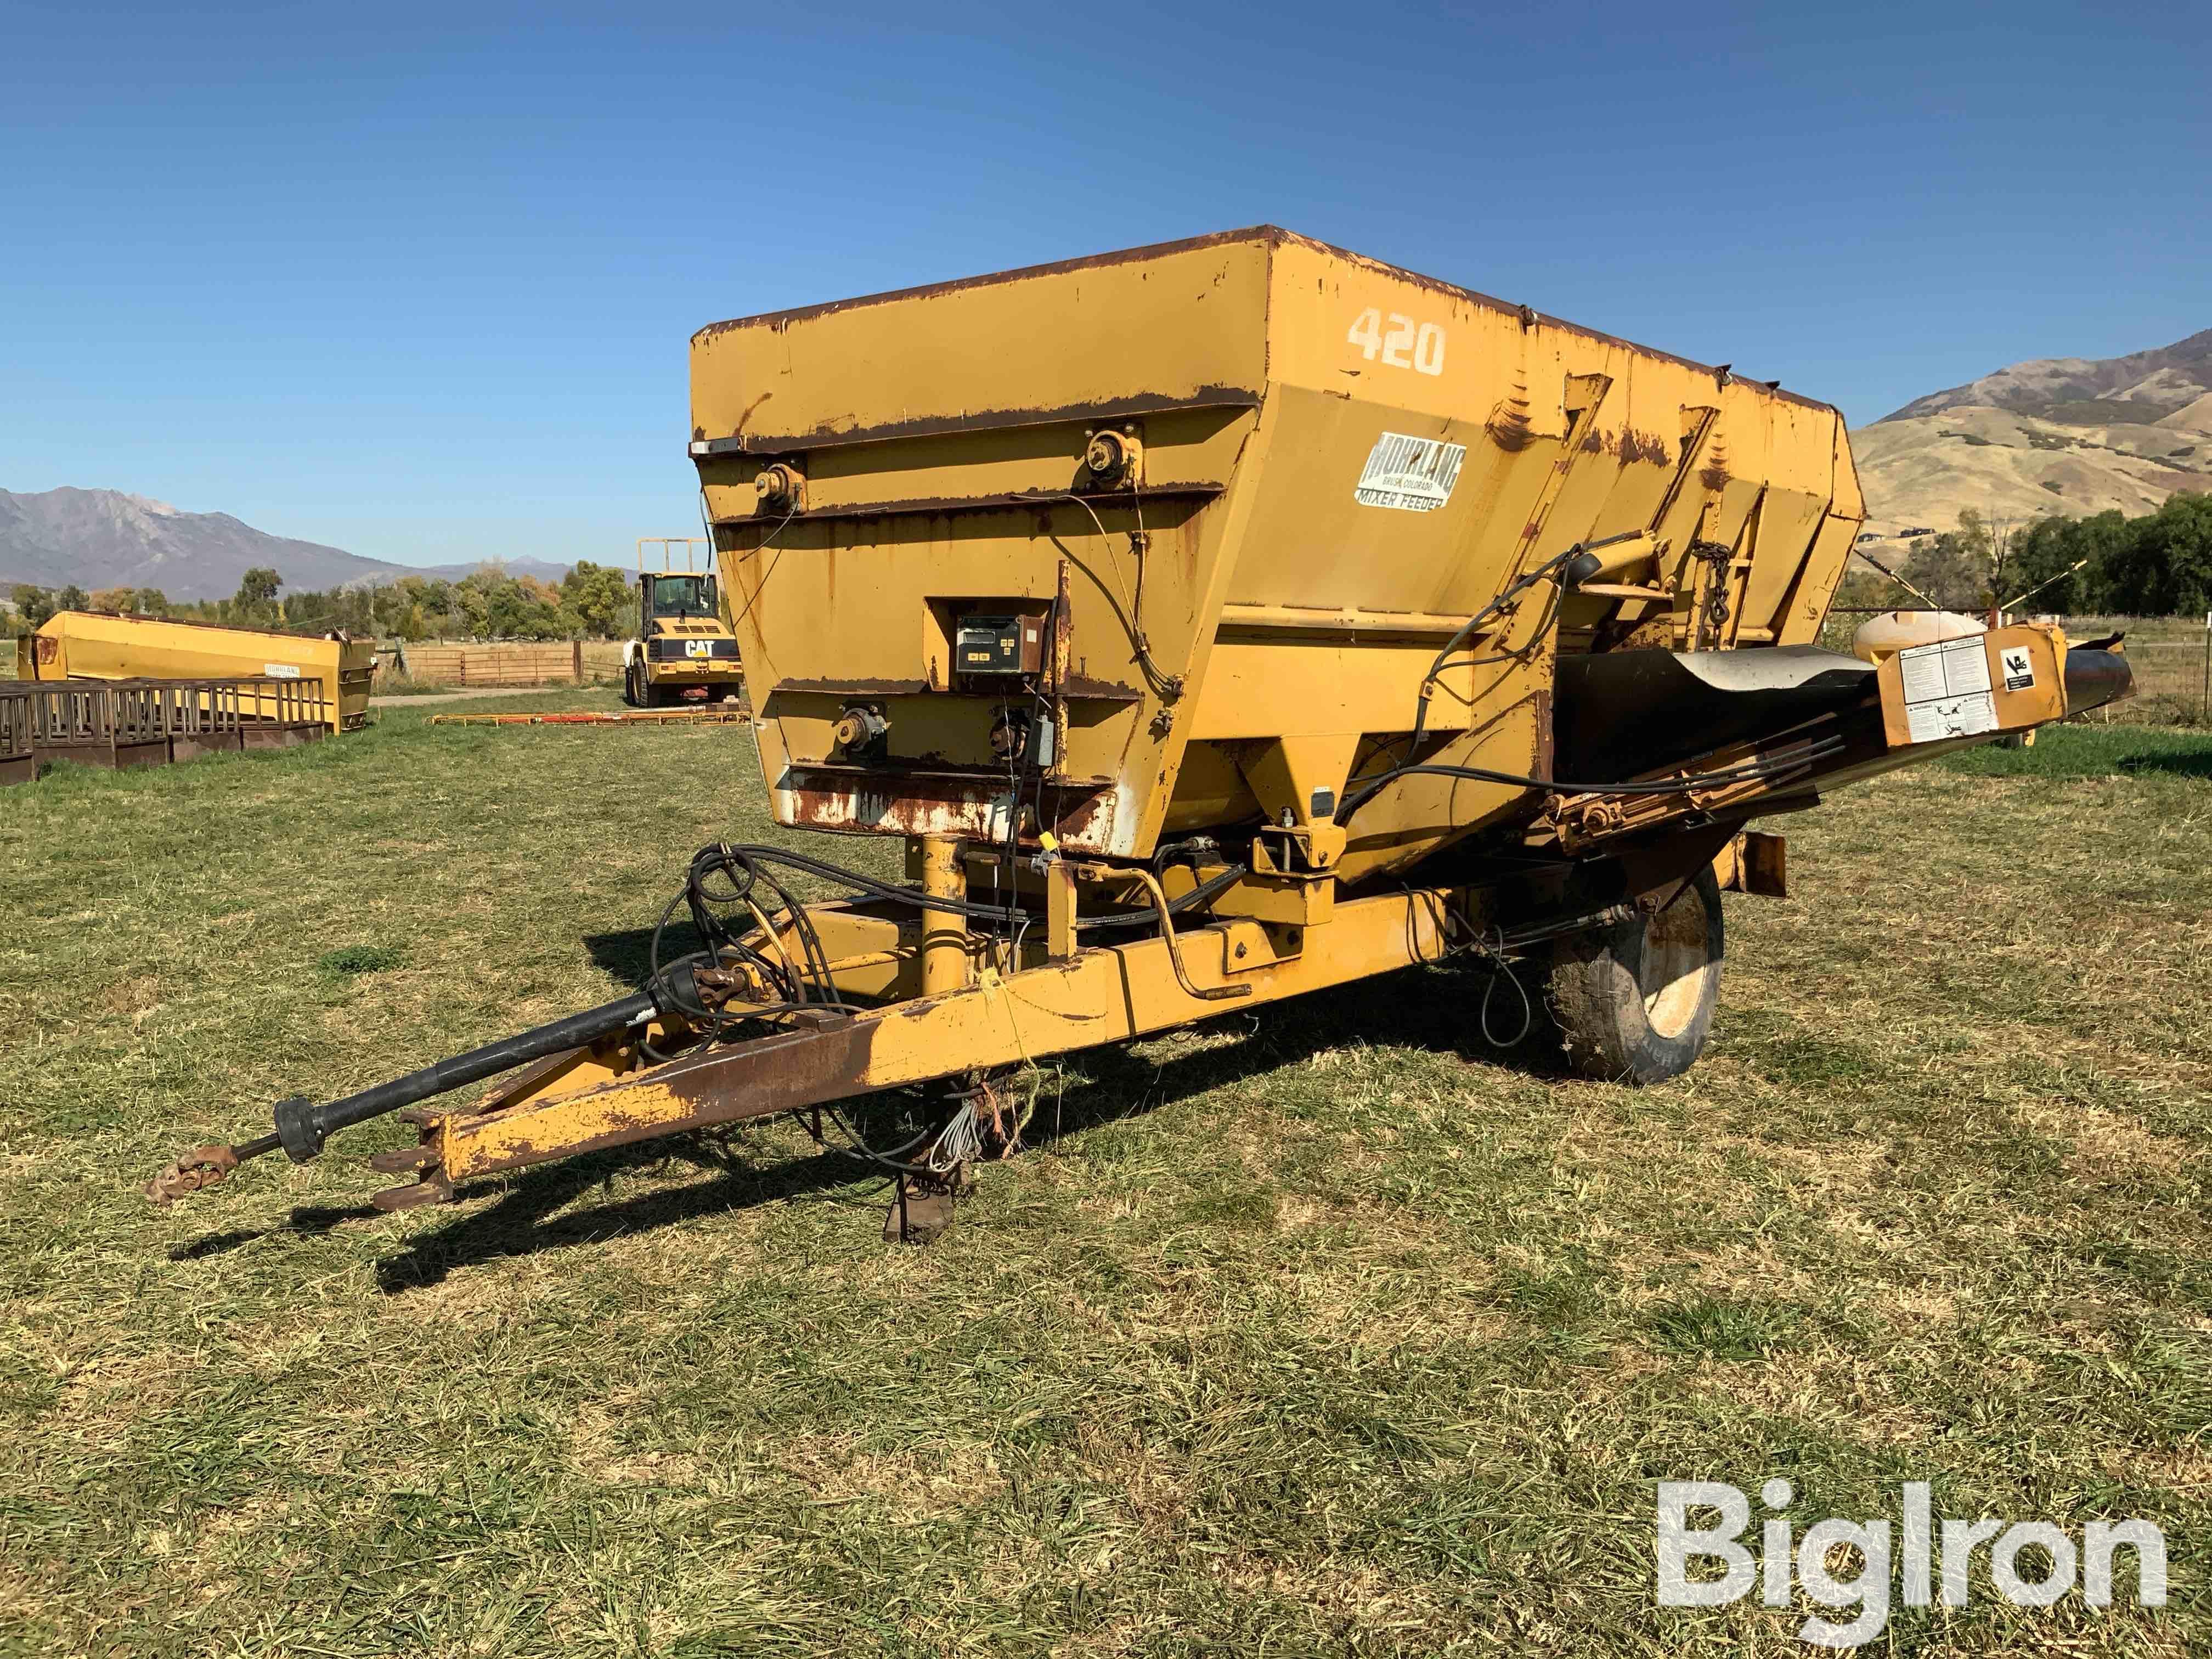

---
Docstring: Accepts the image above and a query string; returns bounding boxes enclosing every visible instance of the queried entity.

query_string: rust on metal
[371,1173,456,1211]
[1486,400,1536,453]
[463,1019,884,1173]
[1054,673,1143,703]
[776,764,1114,847]
[708,227,1832,411]
[693,227,1280,340]
[143,1144,240,1205]
[696,403,1256,458]
[365,1144,438,1173]
[774,677,932,697]
[704,481,1228,521]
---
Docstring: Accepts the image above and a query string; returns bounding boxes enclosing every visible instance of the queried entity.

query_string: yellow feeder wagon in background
[16,610,374,733]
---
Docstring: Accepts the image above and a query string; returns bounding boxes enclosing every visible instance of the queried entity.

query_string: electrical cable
[1407,537,1639,754]
[1054,492,1183,700]
[1479,951,1533,1048]
[723,496,800,634]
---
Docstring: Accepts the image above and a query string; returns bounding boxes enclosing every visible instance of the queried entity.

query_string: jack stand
[884,1167,962,1245]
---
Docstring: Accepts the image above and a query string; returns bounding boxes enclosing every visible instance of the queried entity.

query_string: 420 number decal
[1346,308,1446,376]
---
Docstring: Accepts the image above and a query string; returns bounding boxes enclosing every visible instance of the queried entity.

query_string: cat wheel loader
[150,229,2131,1242]
[620,536,744,707]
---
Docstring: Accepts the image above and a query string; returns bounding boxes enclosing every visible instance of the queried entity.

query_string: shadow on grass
[584,923,707,988]
[342,956,1550,1293]
[1937,724,2212,780]
[2117,744,2212,779]
[168,1203,386,1261]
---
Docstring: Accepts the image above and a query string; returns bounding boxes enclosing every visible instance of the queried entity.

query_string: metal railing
[0,685,31,765]
[31,681,125,748]
[15,676,336,778]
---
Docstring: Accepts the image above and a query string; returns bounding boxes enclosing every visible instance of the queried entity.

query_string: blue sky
[4,2,2206,568]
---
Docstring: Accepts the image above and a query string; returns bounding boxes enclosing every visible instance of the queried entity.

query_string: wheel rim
[1640,891,1709,1039]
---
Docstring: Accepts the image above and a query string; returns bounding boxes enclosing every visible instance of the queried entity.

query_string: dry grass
[1,694,2207,1655]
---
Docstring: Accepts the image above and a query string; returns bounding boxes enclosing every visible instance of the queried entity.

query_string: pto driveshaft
[145,988,658,1203]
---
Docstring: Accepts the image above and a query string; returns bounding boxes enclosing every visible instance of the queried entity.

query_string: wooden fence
[391,642,587,686]
[382,641,630,686]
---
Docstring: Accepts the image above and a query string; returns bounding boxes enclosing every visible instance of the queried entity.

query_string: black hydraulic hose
[1406,535,1638,753]
[727,842,1037,923]
[1077,862,1250,932]
[719,837,1256,935]
[268,989,658,1163]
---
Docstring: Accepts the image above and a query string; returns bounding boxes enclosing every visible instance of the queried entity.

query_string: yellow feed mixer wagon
[151,228,2132,1240]
[19,610,374,733]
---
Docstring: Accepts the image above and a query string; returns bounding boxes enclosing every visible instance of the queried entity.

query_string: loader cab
[643,571,719,623]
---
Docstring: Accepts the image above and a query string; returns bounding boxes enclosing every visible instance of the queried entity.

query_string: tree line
[7,561,640,641]
[1882,493,2212,617]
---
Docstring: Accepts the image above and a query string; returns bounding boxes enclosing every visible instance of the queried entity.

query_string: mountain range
[0,487,573,601]
[1851,329,2212,538]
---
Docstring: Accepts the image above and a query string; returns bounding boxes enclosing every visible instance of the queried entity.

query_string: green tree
[1948,493,2212,617]
[559,560,630,637]
[1900,535,1984,611]
[235,567,282,615]
[482,574,565,638]
[453,577,493,639]
[56,584,90,613]
[12,585,57,631]
[132,587,170,616]
[2130,493,2212,616]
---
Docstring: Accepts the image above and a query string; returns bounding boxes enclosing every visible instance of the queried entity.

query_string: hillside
[1882,328,2212,425]
[411,556,575,586]
[1853,330,2212,538]
[0,487,574,600]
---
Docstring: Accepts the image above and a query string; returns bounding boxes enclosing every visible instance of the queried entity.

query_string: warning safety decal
[1897,636,1997,743]
[1355,432,1466,512]
[2000,646,2035,692]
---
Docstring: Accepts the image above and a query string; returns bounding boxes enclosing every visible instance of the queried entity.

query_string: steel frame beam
[380,882,1458,1199]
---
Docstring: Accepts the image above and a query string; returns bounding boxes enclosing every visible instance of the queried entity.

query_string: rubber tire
[1543,866,1723,1085]
[623,662,641,707]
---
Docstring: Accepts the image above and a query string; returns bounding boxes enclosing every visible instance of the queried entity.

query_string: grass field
[2,696,2207,1655]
